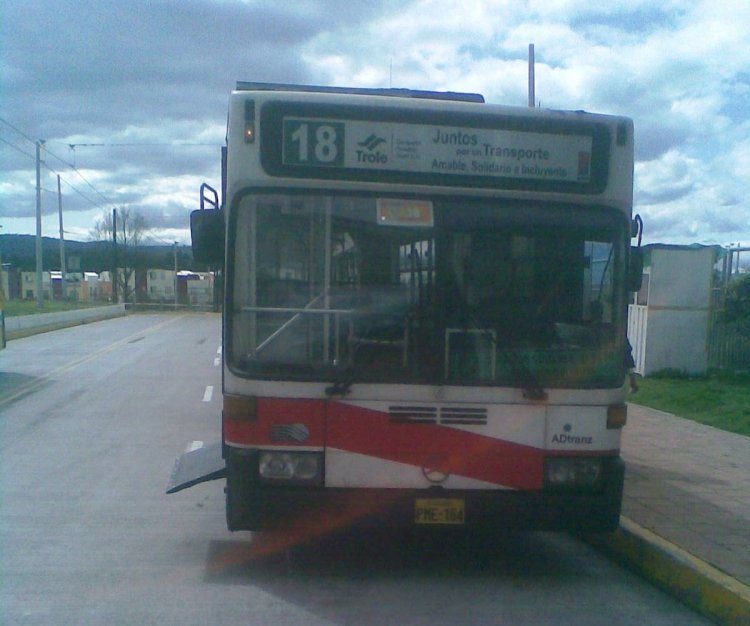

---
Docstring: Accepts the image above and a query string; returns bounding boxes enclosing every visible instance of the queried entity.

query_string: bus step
[166,440,226,494]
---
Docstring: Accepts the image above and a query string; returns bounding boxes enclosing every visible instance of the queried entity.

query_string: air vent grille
[440,407,488,425]
[388,406,438,424]
[389,406,487,426]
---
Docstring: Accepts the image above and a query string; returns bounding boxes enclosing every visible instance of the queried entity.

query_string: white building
[147,269,176,302]
[628,244,719,376]
[186,272,214,306]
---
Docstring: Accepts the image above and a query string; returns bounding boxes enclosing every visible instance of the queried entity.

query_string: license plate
[414,498,465,525]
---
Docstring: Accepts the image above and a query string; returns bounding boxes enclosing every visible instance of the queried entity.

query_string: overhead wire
[0,117,218,234]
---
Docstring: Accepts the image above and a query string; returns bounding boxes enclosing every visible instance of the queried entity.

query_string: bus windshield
[229,192,627,388]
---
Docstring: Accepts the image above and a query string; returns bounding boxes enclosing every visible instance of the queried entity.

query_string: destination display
[280,116,595,184]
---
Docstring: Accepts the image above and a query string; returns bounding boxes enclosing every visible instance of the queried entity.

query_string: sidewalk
[590,403,750,625]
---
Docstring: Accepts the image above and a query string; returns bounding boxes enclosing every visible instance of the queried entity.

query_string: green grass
[634,370,750,437]
[2,300,104,317]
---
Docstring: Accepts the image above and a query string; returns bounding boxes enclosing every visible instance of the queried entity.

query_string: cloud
[1,0,749,247]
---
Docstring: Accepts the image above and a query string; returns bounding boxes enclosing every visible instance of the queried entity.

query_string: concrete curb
[4,305,126,341]
[585,516,750,625]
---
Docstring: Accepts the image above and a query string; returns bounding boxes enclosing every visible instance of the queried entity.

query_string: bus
[170,82,643,533]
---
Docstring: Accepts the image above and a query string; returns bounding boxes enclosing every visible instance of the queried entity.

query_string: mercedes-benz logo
[422,453,450,484]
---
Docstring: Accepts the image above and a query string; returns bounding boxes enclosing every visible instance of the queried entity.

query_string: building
[184,272,214,306]
[147,268,176,302]
[628,244,719,376]
[20,271,52,301]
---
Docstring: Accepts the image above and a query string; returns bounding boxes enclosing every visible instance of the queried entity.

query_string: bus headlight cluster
[545,457,603,489]
[258,451,323,485]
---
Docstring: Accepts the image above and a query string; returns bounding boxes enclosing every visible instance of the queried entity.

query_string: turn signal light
[607,404,627,429]
[224,394,257,421]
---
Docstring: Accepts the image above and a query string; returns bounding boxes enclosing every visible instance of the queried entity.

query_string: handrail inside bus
[235,81,485,103]
[252,293,333,354]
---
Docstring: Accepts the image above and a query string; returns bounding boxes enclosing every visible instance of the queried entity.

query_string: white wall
[629,246,716,375]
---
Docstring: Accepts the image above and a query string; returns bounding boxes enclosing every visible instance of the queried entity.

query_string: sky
[1,0,749,249]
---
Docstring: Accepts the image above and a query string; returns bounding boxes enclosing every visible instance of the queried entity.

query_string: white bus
[173,82,643,533]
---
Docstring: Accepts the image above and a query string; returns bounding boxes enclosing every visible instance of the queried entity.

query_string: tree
[90,208,148,303]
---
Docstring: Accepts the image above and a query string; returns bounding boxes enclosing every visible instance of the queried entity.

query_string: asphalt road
[0,313,713,625]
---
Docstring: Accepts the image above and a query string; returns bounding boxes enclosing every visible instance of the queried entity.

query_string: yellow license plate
[414,498,465,525]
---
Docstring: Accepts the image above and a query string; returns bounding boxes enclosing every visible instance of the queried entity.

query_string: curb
[3,304,126,341]
[5,312,124,340]
[585,516,750,625]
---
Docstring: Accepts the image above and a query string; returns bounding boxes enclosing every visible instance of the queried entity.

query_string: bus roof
[235,81,485,104]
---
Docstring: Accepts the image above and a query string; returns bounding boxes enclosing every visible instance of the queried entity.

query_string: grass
[634,370,750,437]
[2,300,105,317]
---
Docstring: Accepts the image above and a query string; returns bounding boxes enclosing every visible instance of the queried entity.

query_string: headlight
[545,457,603,489]
[258,451,323,485]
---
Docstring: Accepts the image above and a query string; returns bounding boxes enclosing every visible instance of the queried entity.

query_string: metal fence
[708,245,750,371]
[708,318,750,370]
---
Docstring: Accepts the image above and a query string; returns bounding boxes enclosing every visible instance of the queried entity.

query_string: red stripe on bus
[327,401,544,490]
[224,397,326,447]
[224,397,545,489]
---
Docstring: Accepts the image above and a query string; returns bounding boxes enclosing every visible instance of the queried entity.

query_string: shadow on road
[205,526,578,583]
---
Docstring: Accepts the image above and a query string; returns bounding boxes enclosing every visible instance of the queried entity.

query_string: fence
[708,318,750,371]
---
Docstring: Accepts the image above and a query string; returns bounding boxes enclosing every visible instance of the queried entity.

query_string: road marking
[203,385,214,402]
[214,357,221,367]
[186,440,204,453]
[217,346,222,355]
[0,314,185,410]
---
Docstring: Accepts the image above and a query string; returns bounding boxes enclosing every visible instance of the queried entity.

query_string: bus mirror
[190,209,224,266]
[628,247,643,292]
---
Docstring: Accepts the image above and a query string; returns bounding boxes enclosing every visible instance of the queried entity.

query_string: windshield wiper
[325,368,355,396]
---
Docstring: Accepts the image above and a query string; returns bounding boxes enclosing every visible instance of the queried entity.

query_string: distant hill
[0,234,195,273]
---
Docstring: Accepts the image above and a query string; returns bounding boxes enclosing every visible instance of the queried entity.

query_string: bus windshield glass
[229,192,627,388]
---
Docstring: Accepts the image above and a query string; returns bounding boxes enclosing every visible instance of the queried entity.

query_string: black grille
[388,406,487,426]
[388,406,438,424]
[440,407,488,425]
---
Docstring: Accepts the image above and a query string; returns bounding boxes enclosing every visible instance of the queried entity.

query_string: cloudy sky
[1,0,748,248]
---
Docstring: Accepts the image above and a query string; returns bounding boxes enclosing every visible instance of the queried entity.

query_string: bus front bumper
[226,455,624,533]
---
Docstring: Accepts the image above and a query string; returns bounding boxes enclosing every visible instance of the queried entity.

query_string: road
[0,313,712,625]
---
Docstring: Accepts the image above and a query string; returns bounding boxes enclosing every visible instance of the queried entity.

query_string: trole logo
[356,134,389,164]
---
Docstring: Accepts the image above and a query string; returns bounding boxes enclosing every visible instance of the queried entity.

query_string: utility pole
[122,213,128,305]
[0,224,4,301]
[173,241,178,309]
[528,43,535,108]
[35,140,44,308]
[112,208,118,303]
[57,175,66,299]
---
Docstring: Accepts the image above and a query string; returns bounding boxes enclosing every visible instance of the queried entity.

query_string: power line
[0,136,36,161]
[1,143,112,216]
[0,118,217,224]
[0,116,36,144]
[41,144,116,206]
[0,119,117,210]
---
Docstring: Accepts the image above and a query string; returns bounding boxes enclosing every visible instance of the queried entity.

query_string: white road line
[202,385,214,402]
[186,440,204,453]
[214,357,221,367]
[217,346,222,355]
